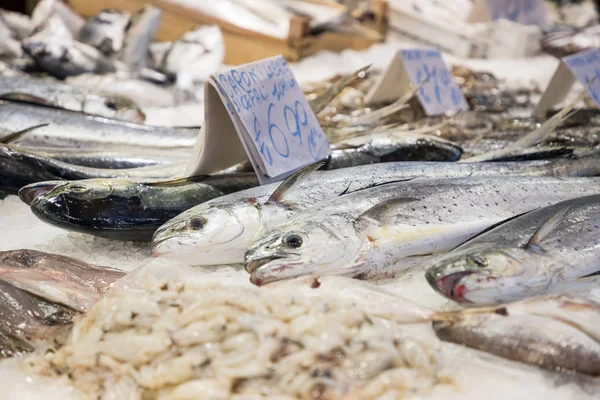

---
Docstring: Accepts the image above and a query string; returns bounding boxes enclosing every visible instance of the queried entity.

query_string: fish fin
[309,64,371,114]
[343,178,415,196]
[484,147,574,162]
[0,92,53,107]
[0,123,50,144]
[356,197,421,226]
[266,161,325,205]
[449,209,537,251]
[525,205,571,252]
[147,175,210,187]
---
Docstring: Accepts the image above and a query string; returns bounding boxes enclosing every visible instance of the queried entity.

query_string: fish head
[244,214,368,286]
[151,198,292,265]
[18,180,64,205]
[426,247,552,305]
[22,38,76,78]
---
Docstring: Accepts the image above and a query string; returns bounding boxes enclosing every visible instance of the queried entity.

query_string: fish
[432,295,600,376]
[244,176,600,285]
[119,6,162,70]
[158,25,224,83]
[0,280,75,358]
[309,64,370,115]
[22,35,118,79]
[21,174,258,242]
[327,132,463,168]
[20,146,189,169]
[0,102,196,149]
[0,60,27,78]
[224,131,463,172]
[152,151,600,264]
[425,194,600,305]
[0,75,144,122]
[31,0,85,37]
[0,10,33,40]
[0,143,188,194]
[78,9,130,55]
[0,249,124,312]
[66,73,177,108]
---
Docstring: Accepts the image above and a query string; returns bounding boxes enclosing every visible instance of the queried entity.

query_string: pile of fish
[0,0,225,116]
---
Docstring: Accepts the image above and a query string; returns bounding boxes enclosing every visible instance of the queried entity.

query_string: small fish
[0,101,196,150]
[432,295,600,376]
[0,144,187,194]
[0,249,124,312]
[426,194,600,305]
[0,75,144,122]
[22,146,189,169]
[119,6,162,70]
[21,174,257,241]
[152,151,600,265]
[244,177,600,285]
[22,36,118,79]
[31,0,85,37]
[0,10,33,40]
[78,9,130,55]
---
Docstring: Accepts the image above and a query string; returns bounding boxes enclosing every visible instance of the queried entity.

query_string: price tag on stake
[534,49,600,119]
[469,0,547,25]
[184,56,331,184]
[366,49,468,116]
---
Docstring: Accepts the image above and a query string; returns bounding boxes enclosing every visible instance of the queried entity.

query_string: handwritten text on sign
[487,0,547,25]
[214,56,330,179]
[400,49,468,116]
[563,49,600,107]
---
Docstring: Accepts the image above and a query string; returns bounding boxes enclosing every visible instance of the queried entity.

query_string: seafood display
[2,0,600,399]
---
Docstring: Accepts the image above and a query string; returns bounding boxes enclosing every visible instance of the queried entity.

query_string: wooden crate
[66,0,388,65]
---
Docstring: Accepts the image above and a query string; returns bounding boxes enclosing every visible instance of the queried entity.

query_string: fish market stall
[2,0,600,399]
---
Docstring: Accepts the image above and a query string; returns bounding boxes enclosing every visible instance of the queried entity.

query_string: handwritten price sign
[563,49,600,107]
[210,56,330,183]
[400,49,468,116]
[486,0,547,25]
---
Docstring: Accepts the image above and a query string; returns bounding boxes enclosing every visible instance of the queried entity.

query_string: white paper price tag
[469,0,547,25]
[366,49,468,116]
[534,49,600,118]
[185,56,331,184]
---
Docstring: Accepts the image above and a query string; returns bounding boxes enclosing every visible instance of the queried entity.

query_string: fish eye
[469,255,488,268]
[188,217,206,230]
[283,234,303,249]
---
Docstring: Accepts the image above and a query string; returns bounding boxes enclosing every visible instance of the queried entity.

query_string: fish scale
[152,153,600,265]
[244,177,600,285]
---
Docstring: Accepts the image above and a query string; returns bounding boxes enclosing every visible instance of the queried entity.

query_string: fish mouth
[431,271,476,302]
[18,182,62,205]
[245,256,285,275]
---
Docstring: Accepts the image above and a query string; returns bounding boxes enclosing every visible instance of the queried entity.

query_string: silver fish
[0,101,196,149]
[0,143,186,194]
[21,146,189,169]
[78,9,130,54]
[0,10,33,40]
[22,36,118,79]
[0,75,144,122]
[244,176,600,285]
[119,6,162,70]
[432,295,600,376]
[152,153,600,265]
[426,194,600,305]
[31,0,85,37]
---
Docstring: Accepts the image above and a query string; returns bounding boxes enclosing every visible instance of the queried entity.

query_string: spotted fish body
[153,155,600,265]
[244,177,600,285]
[426,194,600,305]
